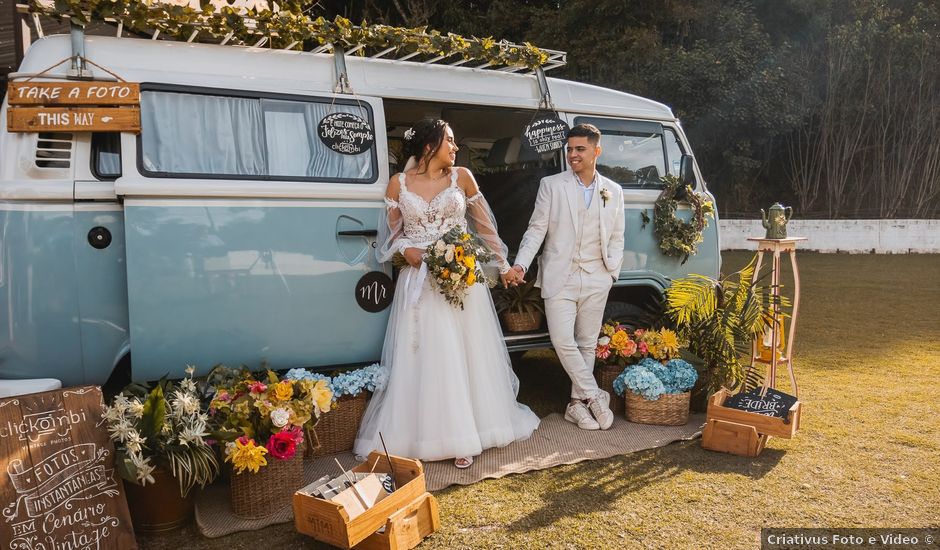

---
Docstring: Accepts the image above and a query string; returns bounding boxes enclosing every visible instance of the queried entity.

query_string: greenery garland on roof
[27,1,551,70]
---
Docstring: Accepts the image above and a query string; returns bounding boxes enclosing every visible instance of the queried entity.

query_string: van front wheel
[602,301,648,329]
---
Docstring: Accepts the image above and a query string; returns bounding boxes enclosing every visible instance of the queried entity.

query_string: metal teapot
[760,202,793,239]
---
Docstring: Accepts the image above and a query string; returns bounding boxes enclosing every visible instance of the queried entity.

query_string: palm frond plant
[102,367,220,497]
[664,255,788,400]
[493,277,545,332]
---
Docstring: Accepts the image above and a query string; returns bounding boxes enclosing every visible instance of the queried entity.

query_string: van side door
[118,85,390,380]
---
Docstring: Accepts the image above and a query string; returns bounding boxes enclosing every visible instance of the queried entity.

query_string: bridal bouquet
[424,226,494,309]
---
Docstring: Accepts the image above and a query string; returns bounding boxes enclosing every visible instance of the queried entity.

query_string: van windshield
[574,116,681,188]
[139,90,376,183]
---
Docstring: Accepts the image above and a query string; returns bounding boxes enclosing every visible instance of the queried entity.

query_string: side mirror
[679,154,696,189]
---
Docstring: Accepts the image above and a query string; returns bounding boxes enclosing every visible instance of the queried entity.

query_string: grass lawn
[139,252,940,549]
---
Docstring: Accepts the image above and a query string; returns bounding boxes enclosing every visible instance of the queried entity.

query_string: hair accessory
[403,128,415,141]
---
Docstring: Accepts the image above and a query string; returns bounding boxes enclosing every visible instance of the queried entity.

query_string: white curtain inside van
[140,91,373,181]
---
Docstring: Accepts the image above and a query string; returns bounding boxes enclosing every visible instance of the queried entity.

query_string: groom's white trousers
[544,267,613,400]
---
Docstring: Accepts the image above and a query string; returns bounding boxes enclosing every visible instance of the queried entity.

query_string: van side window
[91,132,122,180]
[139,90,376,183]
[664,128,684,176]
[574,116,667,188]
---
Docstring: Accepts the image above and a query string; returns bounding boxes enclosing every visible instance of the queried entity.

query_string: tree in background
[310,0,939,219]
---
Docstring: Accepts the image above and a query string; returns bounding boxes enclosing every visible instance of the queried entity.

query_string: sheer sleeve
[462,170,512,274]
[375,174,417,263]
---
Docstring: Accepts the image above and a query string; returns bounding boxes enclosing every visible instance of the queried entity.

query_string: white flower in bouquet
[171,391,200,416]
[598,336,611,346]
[270,407,290,428]
[445,247,454,262]
[127,399,145,419]
[132,455,156,485]
[434,240,446,254]
[125,432,145,454]
[450,272,460,282]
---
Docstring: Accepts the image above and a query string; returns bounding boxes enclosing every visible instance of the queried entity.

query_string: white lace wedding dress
[353,170,540,461]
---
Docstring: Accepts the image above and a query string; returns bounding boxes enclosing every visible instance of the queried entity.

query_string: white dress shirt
[576,173,597,208]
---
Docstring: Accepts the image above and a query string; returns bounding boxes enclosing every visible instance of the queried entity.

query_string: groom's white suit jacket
[515,170,626,299]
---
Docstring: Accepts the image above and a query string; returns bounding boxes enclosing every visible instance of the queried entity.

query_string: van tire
[103,353,131,401]
[603,301,647,329]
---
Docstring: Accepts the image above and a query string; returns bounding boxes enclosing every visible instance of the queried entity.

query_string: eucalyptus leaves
[28,1,551,69]
[641,174,715,262]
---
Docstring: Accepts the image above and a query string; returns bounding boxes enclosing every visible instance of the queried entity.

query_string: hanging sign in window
[318,112,375,155]
[522,114,569,154]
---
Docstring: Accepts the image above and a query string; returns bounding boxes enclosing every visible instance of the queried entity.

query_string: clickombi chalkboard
[723,387,799,422]
[1,386,137,549]
[318,112,375,155]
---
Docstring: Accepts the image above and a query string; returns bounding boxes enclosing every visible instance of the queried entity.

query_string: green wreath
[641,174,715,262]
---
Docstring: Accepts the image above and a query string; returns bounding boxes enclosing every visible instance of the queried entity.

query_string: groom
[512,123,625,430]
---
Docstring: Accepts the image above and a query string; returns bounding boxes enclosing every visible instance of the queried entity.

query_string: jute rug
[195,412,705,538]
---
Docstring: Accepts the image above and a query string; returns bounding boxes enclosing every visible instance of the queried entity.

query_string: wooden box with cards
[293,452,439,549]
[701,388,802,457]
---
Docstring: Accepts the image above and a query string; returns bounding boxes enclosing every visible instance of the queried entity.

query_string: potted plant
[612,357,698,425]
[284,363,389,456]
[594,324,684,415]
[664,255,785,409]
[102,366,219,532]
[207,367,332,519]
[493,277,545,332]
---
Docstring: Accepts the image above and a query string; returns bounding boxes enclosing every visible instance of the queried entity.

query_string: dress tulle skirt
[354,266,540,461]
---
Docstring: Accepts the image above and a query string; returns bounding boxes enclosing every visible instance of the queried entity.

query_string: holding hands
[500,265,526,288]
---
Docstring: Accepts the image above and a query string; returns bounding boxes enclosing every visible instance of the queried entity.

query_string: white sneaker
[564,401,600,430]
[587,390,614,430]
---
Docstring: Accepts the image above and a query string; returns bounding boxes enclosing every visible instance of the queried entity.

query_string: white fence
[719,219,940,253]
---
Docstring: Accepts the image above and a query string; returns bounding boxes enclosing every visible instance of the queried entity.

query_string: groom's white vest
[515,170,625,299]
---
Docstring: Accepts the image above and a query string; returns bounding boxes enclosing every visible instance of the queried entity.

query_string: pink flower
[638,342,649,355]
[266,427,304,460]
[248,381,267,394]
[622,339,637,356]
[616,325,628,332]
[634,329,646,337]
[216,389,231,402]
[237,435,252,446]
[596,345,611,360]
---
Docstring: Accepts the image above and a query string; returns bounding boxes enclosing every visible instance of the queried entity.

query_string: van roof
[18,35,676,122]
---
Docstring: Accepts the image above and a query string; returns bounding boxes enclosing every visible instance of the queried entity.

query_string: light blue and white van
[0,31,719,388]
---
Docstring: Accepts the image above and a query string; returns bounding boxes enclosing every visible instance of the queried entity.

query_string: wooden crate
[701,388,801,456]
[293,452,432,549]
[356,492,439,550]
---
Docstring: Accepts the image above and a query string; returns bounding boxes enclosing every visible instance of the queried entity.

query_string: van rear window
[139,90,376,183]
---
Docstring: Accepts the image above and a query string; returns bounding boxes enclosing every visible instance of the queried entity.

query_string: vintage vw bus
[0,31,719,388]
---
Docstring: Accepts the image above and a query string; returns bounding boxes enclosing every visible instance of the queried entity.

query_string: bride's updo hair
[402,118,449,171]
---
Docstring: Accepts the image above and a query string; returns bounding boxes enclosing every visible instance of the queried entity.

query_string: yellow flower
[273,380,293,401]
[602,324,616,337]
[609,330,630,351]
[461,233,471,241]
[311,379,333,414]
[659,329,680,357]
[455,245,464,262]
[466,271,476,285]
[462,255,476,270]
[227,438,268,474]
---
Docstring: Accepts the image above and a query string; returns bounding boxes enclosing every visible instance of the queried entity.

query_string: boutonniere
[599,187,611,207]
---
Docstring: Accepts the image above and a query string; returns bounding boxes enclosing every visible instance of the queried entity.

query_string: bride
[354,118,540,468]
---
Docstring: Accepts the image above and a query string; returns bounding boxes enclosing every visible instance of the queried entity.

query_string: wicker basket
[625,390,690,426]
[308,393,370,457]
[230,441,304,519]
[594,364,625,416]
[501,310,543,333]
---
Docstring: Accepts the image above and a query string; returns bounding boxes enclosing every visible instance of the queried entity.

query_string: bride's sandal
[455,456,473,469]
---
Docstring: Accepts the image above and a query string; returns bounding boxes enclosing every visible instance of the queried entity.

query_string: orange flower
[466,271,476,285]
[609,330,630,351]
[442,268,450,279]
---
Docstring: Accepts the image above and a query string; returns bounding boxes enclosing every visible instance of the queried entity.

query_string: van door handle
[337,229,378,237]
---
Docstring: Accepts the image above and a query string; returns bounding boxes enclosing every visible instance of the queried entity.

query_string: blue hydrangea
[290,363,389,400]
[610,358,698,401]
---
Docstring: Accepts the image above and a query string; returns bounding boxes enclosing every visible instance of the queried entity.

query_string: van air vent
[35,132,73,169]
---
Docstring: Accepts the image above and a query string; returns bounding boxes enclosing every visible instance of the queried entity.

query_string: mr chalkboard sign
[522,114,569,155]
[318,112,375,155]
[355,271,394,313]
[723,387,799,422]
[1,386,137,550]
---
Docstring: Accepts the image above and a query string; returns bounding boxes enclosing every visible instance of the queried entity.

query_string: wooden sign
[0,386,138,550]
[7,82,140,106]
[7,107,141,133]
[522,114,569,154]
[723,387,799,421]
